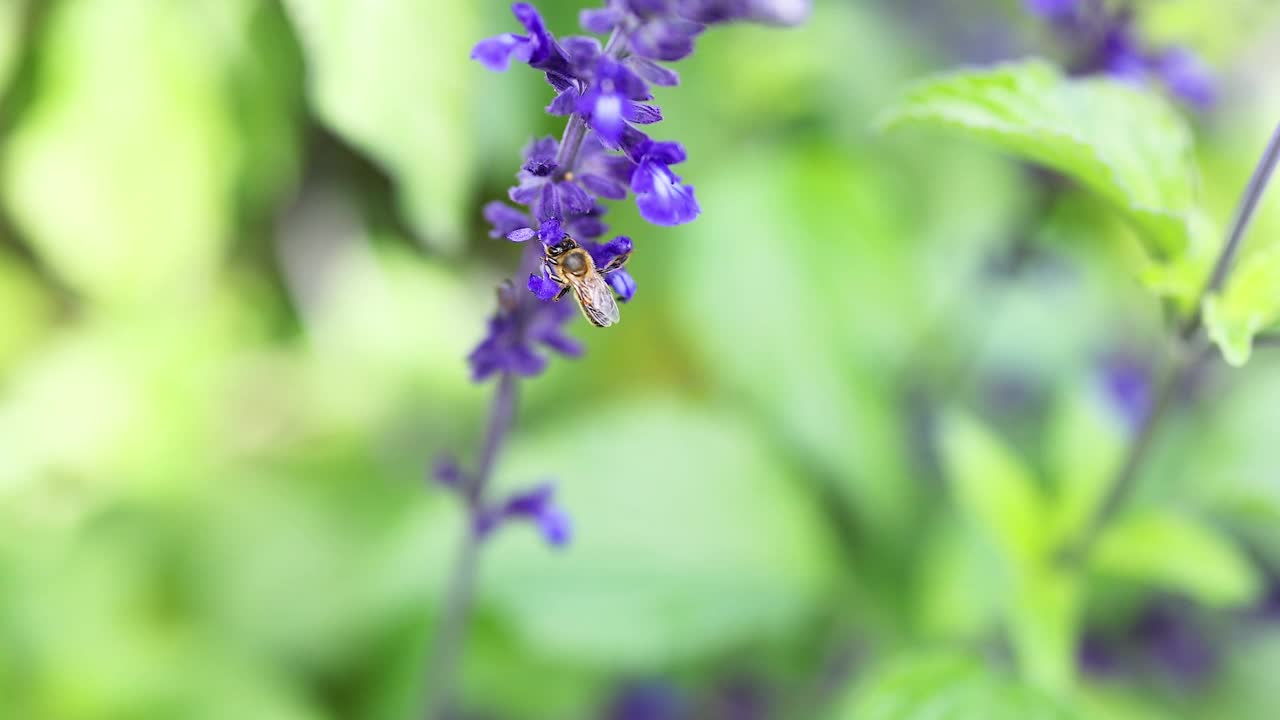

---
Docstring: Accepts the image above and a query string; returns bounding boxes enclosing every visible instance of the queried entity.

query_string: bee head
[545,236,578,259]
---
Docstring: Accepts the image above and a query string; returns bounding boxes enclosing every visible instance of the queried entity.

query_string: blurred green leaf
[481,399,836,671]
[280,0,477,249]
[1090,508,1262,608]
[0,0,25,98]
[939,412,1080,692]
[1046,384,1128,540]
[1204,244,1280,366]
[2,0,239,306]
[838,654,1079,720]
[880,60,1204,261]
[939,411,1049,563]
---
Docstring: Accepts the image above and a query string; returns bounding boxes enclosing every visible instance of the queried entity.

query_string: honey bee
[542,235,631,327]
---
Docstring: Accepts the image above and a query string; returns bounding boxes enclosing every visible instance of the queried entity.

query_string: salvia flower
[473,1,804,318]
[475,482,573,547]
[1026,1,1218,110]
[468,278,583,381]
[1099,353,1152,430]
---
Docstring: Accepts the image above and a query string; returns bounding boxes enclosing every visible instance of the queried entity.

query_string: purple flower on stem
[475,482,573,547]
[1100,354,1152,430]
[468,279,583,381]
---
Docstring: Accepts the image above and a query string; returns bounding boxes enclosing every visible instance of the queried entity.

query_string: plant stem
[1180,119,1280,341]
[1066,119,1280,562]
[425,371,518,720]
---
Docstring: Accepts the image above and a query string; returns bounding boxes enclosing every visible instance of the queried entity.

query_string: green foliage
[1090,508,1262,608]
[838,654,1080,720]
[280,0,478,250]
[1204,244,1280,366]
[481,400,837,672]
[879,60,1207,273]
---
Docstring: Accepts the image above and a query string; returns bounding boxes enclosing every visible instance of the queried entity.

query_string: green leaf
[1090,508,1262,608]
[1045,384,1128,540]
[939,411,1050,563]
[839,654,1080,720]
[481,400,837,670]
[880,60,1203,260]
[1204,244,1280,366]
[0,0,25,99]
[280,0,477,249]
[2,0,238,306]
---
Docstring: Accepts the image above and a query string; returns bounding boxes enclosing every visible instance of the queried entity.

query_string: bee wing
[571,272,621,328]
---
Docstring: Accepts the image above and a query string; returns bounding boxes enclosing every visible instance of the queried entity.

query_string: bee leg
[554,284,571,302]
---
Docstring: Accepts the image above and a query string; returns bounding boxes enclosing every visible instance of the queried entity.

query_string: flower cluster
[1026,0,1216,110]
[466,1,806,383]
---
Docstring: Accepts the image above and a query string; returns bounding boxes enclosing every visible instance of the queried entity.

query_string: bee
[542,235,631,327]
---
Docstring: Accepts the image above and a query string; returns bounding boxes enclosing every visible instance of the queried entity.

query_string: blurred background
[2,0,1280,718]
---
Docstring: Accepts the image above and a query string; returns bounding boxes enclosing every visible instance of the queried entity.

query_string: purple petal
[505,482,555,516]
[1156,47,1216,110]
[675,0,748,23]
[1024,0,1079,21]
[522,135,560,176]
[539,328,585,356]
[633,162,700,225]
[567,213,609,240]
[558,180,595,216]
[538,217,564,244]
[471,33,532,72]
[578,86,629,146]
[512,3,558,66]
[579,172,628,200]
[547,87,580,115]
[537,506,573,547]
[509,177,546,206]
[628,18,705,61]
[534,182,561,221]
[625,103,663,124]
[509,343,550,377]
[562,35,602,69]
[431,454,464,488]
[483,201,532,238]
[608,270,637,302]
[645,140,687,165]
[627,57,680,86]
[506,227,538,242]
[528,272,562,301]
[581,7,622,33]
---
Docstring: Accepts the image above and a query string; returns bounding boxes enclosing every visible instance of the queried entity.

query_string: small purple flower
[605,681,685,720]
[628,16,706,61]
[468,280,583,381]
[1100,354,1152,430]
[509,136,595,221]
[1024,0,1079,22]
[577,57,662,146]
[472,2,573,83]
[432,454,466,488]
[1132,602,1218,684]
[1154,47,1216,110]
[629,139,700,225]
[475,482,573,547]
